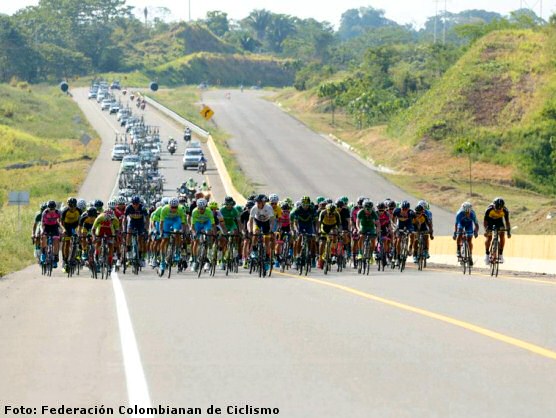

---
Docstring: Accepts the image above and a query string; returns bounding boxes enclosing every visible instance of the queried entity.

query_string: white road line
[111,271,153,417]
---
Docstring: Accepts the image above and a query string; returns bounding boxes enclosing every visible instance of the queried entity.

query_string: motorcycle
[167,141,177,155]
[197,161,206,175]
[177,185,196,201]
[184,129,191,142]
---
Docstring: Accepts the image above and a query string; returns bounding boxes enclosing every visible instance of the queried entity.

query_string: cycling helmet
[87,207,98,217]
[326,198,333,204]
[104,209,115,219]
[326,203,336,213]
[461,202,472,213]
[340,196,349,204]
[94,199,104,209]
[170,198,179,207]
[493,197,505,210]
[67,197,77,207]
[377,202,386,210]
[401,200,410,210]
[40,202,48,212]
[47,200,56,209]
[301,196,311,205]
[245,200,255,209]
[363,199,373,209]
[316,196,325,204]
[161,197,170,205]
[284,197,293,206]
[415,204,424,213]
[117,196,127,205]
[178,195,187,204]
[335,199,345,208]
[209,201,219,210]
[281,202,291,210]
[156,201,162,208]
[108,199,117,209]
[255,194,267,203]
[269,194,279,204]
[197,198,208,209]
[248,194,257,201]
[295,201,302,208]
[224,196,235,206]
[357,196,366,206]
[77,199,87,210]
[388,200,397,210]
[131,196,141,204]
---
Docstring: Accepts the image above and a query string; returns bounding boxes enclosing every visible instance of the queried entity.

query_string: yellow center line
[276,271,556,361]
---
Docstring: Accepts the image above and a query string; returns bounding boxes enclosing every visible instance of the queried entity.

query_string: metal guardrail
[143,96,210,138]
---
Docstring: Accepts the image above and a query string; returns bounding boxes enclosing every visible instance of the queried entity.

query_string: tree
[245,9,272,42]
[266,14,296,52]
[338,7,397,40]
[0,15,38,82]
[205,10,229,37]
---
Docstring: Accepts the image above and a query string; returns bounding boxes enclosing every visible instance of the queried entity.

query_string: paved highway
[1,88,555,417]
[202,89,454,235]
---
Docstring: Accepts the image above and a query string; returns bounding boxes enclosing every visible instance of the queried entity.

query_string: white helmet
[461,202,472,212]
[170,198,179,207]
[161,197,170,205]
[269,193,279,204]
[418,200,430,210]
[197,198,207,209]
[108,199,117,210]
[76,199,87,211]
[117,196,127,205]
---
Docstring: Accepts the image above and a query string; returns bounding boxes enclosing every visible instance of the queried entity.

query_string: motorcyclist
[184,127,192,141]
[198,155,207,174]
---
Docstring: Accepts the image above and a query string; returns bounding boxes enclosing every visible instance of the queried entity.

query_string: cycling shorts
[163,217,182,236]
[127,220,146,235]
[43,225,60,237]
[254,219,271,235]
[298,223,314,235]
[63,223,78,236]
[456,224,474,236]
[194,221,212,237]
[320,224,338,236]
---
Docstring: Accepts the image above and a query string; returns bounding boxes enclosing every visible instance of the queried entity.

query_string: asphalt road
[202,89,454,235]
[1,88,555,418]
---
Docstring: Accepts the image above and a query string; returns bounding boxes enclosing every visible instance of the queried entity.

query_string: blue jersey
[455,210,478,229]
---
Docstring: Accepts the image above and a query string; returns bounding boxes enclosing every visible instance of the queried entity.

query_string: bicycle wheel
[490,239,499,277]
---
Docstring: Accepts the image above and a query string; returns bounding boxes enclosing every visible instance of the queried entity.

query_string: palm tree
[245,9,272,42]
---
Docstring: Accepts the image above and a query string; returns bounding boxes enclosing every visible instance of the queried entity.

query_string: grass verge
[0,83,99,276]
[146,86,255,197]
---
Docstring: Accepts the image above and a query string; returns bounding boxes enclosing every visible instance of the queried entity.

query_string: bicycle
[66,233,81,278]
[395,229,410,272]
[96,235,114,280]
[41,235,55,277]
[197,232,213,278]
[159,230,181,278]
[415,231,429,271]
[321,232,338,275]
[375,233,388,272]
[335,231,348,273]
[249,232,269,278]
[357,232,375,276]
[223,232,240,276]
[488,226,507,277]
[296,233,314,276]
[278,232,293,273]
[85,236,97,279]
[456,230,473,275]
[128,230,141,275]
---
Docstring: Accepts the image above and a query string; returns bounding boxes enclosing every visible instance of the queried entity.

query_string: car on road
[110,80,121,90]
[101,99,112,111]
[121,155,141,171]
[111,143,130,161]
[88,90,97,99]
[182,148,205,169]
[186,140,202,150]
[109,102,120,114]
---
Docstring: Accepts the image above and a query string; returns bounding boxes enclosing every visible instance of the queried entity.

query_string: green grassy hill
[149,52,295,87]
[389,29,556,194]
[0,83,99,275]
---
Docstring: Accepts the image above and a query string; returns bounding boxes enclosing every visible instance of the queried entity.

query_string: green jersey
[357,209,378,232]
[150,206,162,222]
[191,207,215,225]
[160,204,187,222]
[220,206,240,230]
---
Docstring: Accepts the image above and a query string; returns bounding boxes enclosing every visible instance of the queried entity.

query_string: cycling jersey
[125,204,148,222]
[250,204,275,222]
[484,205,509,228]
[34,211,42,224]
[220,206,240,231]
[42,209,61,226]
[160,205,187,222]
[455,210,478,233]
[93,214,120,236]
[78,213,96,232]
[150,206,162,223]
[338,207,350,231]
[292,205,316,225]
[357,209,378,234]
[351,207,362,230]
[277,209,291,228]
[413,213,431,232]
[191,208,215,225]
[61,207,82,226]
[319,210,340,227]
[393,208,415,231]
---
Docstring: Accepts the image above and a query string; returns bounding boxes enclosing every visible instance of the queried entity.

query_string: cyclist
[40,200,62,268]
[350,196,366,263]
[159,198,187,272]
[240,200,255,268]
[114,196,128,267]
[148,198,165,267]
[291,196,317,268]
[392,200,415,265]
[376,202,393,263]
[356,200,379,261]
[32,202,47,260]
[336,198,352,260]
[220,196,241,267]
[92,208,120,269]
[190,198,215,272]
[94,199,104,214]
[484,197,511,264]
[78,207,98,266]
[249,194,275,270]
[411,204,434,263]
[124,196,149,267]
[317,203,341,269]
[60,197,83,271]
[209,200,228,269]
[453,202,479,264]
[275,200,292,267]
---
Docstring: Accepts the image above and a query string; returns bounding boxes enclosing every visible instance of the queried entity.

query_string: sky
[1,0,554,28]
